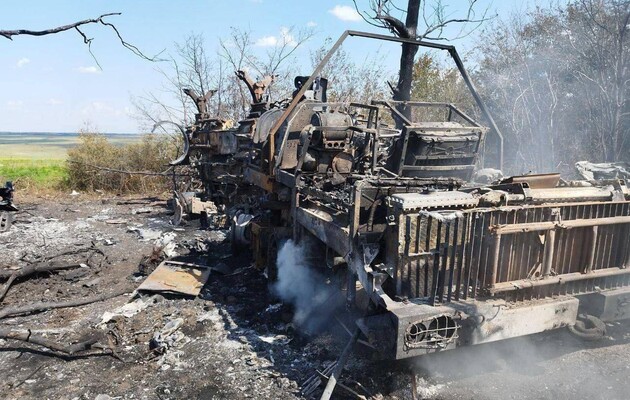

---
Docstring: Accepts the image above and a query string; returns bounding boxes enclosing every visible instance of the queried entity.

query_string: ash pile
[0,195,389,400]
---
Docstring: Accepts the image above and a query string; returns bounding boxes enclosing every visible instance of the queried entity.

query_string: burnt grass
[1,195,630,400]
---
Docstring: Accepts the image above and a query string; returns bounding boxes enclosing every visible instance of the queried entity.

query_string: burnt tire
[0,211,12,232]
[568,314,607,341]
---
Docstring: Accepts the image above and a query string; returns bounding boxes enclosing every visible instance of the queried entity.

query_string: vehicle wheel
[568,313,607,341]
[230,212,254,254]
[0,211,12,232]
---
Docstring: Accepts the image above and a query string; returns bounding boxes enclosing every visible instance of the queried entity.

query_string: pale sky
[1,0,530,133]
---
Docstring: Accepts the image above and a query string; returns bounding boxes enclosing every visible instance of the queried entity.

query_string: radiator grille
[394,202,630,304]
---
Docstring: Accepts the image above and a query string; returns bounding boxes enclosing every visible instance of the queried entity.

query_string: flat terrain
[0,195,629,400]
[1,132,141,159]
[0,132,141,187]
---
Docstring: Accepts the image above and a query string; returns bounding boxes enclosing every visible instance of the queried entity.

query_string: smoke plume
[404,327,630,400]
[273,240,338,333]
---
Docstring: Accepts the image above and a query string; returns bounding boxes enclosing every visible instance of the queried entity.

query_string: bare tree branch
[0,327,99,355]
[66,160,188,177]
[0,13,120,40]
[0,287,131,319]
[353,0,387,29]
[355,0,493,127]
[0,13,164,67]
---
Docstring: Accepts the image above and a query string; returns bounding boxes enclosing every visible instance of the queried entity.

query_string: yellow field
[0,132,140,188]
[1,133,139,159]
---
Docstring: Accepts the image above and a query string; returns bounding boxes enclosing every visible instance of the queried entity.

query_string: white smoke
[273,240,338,333]
[406,330,629,400]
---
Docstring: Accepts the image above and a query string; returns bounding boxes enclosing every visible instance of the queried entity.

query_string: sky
[1,0,532,133]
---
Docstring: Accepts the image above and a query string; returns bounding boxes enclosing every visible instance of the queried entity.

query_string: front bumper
[358,296,579,359]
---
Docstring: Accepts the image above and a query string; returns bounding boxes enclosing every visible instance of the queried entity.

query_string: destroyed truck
[172,31,630,360]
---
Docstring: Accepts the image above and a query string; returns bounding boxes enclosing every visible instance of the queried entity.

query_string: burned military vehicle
[172,31,630,360]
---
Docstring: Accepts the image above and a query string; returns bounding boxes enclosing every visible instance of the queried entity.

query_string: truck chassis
[173,31,630,360]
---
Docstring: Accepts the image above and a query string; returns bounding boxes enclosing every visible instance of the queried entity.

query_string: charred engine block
[300,111,369,184]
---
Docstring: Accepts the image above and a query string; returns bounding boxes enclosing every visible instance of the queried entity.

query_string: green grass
[1,132,142,189]
[0,158,68,188]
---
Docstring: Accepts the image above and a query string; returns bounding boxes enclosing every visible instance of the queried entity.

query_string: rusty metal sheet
[501,173,560,188]
[244,167,274,192]
[576,161,630,180]
[491,215,630,235]
[138,260,210,297]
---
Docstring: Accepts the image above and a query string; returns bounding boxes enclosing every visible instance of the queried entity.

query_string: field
[0,132,140,188]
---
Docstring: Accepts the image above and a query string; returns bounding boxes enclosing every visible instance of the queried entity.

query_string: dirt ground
[1,193,630,400]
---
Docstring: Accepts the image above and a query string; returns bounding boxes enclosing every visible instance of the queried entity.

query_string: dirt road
[0,195,628,400]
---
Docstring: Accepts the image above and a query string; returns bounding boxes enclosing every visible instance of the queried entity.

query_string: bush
[66,133,175,193]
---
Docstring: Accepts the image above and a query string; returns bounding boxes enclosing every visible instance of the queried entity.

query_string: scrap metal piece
[0,211,12,232]
[576,161,630,180]
[319,328,360,400]
[500,173,561,189]
[0,181,17,212]
[0,181,16,232]
[151,120,189,166]
[137,260,211,297]
[388,191,478,211]
[171,196,184,226]
[236,70,274,104]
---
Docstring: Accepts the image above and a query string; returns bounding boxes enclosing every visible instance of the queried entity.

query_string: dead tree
[0,327,99,355]
[0,287,131,319]
[0,13,161,68]
[354,0,491,125]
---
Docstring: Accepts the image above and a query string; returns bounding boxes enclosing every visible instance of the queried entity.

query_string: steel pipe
[542,229,557,278]
[490,234,502,289]
[585,226,598,273]
[491,216,630,235]
[490,267,630,294]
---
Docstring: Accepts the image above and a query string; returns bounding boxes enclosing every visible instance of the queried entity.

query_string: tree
[354,0,491,125]
[0,13,161,68]
[309,37,389,103]
[134,27,314,130]
[219,27,314,119]
[477,11,565,173]
[410,53,476,120]
[133,33,216,129]
[477,0,630,175]
[562,0,630,163]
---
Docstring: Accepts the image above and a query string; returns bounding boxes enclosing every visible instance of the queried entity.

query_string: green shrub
[66,132,175,193]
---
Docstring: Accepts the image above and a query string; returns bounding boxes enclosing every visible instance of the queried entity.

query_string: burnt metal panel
[392,201,630,304]
[578,287,630,321]
[361,297,578,359]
